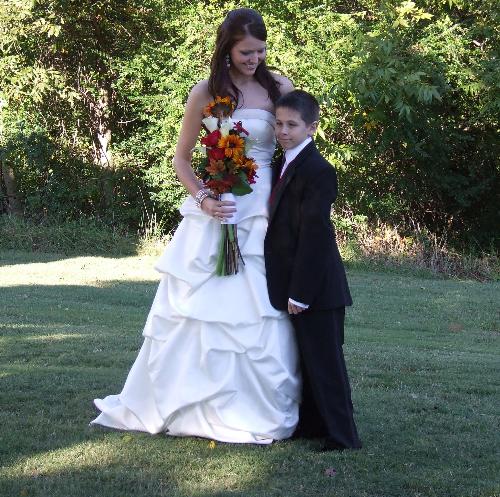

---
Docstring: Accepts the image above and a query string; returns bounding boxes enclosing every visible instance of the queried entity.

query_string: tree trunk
[0,101,22,215]
[1,160,23,215]
[94,81,114,209]
[96,84,113,170]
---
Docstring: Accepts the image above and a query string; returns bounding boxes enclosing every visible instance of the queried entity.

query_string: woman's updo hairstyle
[208,8,281,107]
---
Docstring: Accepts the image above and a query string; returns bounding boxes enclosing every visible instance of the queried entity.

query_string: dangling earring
[225,54,231,68]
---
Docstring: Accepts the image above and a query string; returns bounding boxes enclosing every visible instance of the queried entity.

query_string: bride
[91,8,300,444]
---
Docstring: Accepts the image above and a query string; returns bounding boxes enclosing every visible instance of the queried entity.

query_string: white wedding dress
[91,109,300,444]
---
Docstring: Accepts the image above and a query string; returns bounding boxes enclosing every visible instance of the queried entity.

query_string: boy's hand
[288,300,307,315]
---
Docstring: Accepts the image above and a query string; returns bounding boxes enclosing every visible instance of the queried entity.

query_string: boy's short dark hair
[275,90,320,125]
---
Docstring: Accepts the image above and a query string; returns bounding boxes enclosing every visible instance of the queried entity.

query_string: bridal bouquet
[195,96,258,276]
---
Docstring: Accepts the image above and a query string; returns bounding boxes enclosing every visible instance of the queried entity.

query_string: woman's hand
[201,197,237,222]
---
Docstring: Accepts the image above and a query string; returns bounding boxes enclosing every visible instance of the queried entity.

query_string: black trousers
[291,307,361,448]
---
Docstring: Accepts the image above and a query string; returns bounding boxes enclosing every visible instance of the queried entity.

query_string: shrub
[1,0,498,250]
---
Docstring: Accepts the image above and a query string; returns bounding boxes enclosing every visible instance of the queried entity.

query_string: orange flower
[206,159,225,175]
[234,156,257,170]
[203,96,235,118]
[218,134,244,158]
[218,96,232,106]
[241,158,258,171]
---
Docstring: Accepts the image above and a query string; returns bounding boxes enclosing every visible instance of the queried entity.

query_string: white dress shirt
[280,137,312,178]
[280,136,313,310]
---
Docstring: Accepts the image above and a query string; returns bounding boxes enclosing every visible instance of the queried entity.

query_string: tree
[1,0,498,248]
[0,0,166,211]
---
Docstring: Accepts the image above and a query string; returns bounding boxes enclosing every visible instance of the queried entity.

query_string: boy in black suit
[264,90,361,450]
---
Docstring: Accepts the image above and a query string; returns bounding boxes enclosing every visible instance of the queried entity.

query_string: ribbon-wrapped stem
[215,224,244,276]
[215,192,244,276]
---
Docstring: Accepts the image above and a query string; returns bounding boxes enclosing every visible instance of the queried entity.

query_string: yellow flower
[218,134,245,158]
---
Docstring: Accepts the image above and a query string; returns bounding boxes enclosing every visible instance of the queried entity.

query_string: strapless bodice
[231,108,276,168]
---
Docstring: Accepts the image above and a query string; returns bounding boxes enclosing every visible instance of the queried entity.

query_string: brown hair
[208,8,281,107]
[276,90,320,124]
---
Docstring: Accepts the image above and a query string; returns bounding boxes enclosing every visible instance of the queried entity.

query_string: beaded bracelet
[194,188,210,209]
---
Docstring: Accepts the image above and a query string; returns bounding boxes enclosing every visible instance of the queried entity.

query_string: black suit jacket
[264,141,352,311]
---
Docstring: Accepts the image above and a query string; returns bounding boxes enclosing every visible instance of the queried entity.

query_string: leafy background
[1,0,498,249]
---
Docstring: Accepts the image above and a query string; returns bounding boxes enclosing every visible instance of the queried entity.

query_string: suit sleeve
[288,167,338,305]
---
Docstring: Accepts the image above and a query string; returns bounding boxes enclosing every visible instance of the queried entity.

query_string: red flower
[224,174,239,186]
[201,129,221,147]
[247,169,257,184]
[206,178,235,195]
[233,121,249,135]
[208,147,226,161]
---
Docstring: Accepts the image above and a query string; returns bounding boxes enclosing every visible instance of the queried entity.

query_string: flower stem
[215,223,245,276]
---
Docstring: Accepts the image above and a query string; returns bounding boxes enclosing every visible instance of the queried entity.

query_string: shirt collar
[284,137,312,165]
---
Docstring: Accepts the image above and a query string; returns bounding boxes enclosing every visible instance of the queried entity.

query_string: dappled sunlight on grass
[0,435,293,497]
[1,439,120,478]
[0,322,103,342]
[24,333,88,343]
[0,322,69,331]
[1,254,160,287]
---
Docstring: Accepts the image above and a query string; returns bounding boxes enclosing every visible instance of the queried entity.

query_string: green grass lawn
[1,250,499,497]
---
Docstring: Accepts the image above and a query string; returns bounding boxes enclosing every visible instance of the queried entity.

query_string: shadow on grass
[1,281,159,376]
[0,437,320,497]
[1,280,157,312]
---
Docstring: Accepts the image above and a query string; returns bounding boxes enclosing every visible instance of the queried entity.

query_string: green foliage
[0,215,136,255]
[0,0,498,248]
[273,1,499,248]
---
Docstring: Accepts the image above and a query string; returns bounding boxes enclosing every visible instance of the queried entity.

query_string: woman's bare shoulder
[271,72,294,95]
[188,79,211,100]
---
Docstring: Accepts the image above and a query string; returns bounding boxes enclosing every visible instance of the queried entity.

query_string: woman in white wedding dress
[91,8,300,444]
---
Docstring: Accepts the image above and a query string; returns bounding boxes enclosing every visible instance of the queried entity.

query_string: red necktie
[269,155,287,205]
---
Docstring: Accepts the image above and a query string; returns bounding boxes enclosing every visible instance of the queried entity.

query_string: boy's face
[275,107,318,150]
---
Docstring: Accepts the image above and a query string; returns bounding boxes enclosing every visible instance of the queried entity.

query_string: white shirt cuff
[288,298,309,309]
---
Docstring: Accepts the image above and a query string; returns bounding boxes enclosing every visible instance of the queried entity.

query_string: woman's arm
[172,81,236,219]
[272,73,294,96]
[173,81,209,197]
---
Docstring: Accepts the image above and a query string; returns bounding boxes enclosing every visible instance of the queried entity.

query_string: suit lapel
[268,141,317,222]
[271,153,285,187]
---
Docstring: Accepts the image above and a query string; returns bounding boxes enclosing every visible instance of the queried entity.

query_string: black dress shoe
[317,439,362,452]
[292,426,325,440]
[317,442,345,452]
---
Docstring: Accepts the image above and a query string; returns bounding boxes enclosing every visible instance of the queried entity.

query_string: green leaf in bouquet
[231,174,252,196]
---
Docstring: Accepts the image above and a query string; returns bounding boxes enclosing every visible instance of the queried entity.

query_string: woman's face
[229,35,267,77]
